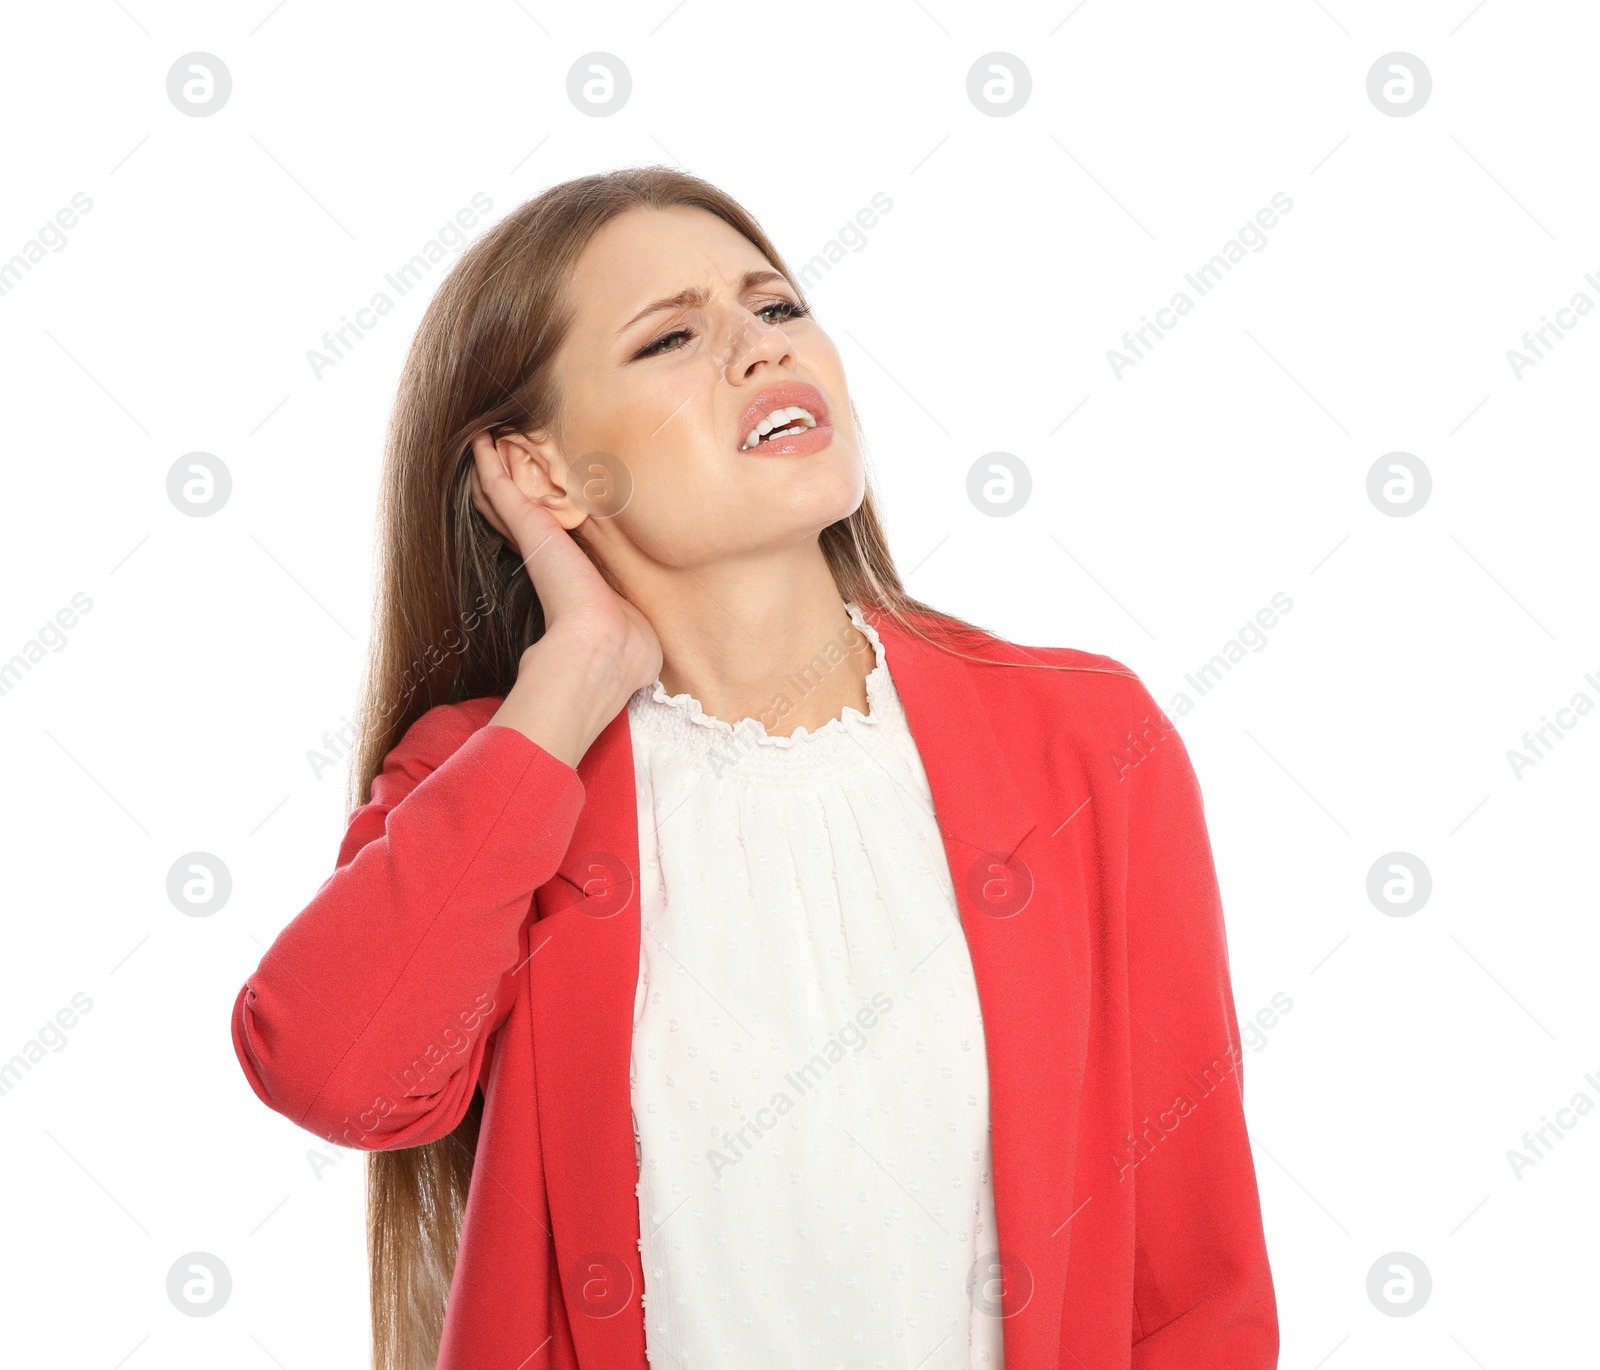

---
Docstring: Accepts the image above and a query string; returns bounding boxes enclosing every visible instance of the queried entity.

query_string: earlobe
[542,485,589,533]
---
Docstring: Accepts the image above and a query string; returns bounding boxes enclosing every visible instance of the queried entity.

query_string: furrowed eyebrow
[614,269,791,337]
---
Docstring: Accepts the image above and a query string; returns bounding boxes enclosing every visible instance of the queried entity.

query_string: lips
[734,381,832,454]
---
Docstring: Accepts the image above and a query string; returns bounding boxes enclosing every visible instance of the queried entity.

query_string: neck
[612,540,875,739]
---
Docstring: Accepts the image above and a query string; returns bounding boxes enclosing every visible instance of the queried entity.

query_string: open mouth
[735,381,831,454]
[741,406,819,451]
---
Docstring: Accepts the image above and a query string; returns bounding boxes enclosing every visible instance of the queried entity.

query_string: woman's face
[541,204,865,577]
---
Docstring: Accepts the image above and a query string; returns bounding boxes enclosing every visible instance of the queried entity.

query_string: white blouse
[627,600,1005,1369]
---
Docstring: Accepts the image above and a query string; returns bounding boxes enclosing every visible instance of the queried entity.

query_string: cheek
[623,456,856,562]
[605,390,863,559]
[610,441,734,553]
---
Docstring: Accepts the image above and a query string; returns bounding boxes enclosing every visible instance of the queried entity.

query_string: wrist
[490,634,630,768]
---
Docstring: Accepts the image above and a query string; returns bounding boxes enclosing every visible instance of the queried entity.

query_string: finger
[470,432,531,549]
[467,464,516,548]
[475,452,554,558]
[469,433,598,610]
[472,434,556,546]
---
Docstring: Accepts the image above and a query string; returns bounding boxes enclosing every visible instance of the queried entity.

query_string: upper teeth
[742,406,818,450]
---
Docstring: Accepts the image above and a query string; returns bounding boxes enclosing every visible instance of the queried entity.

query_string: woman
[230,167,1278,1370]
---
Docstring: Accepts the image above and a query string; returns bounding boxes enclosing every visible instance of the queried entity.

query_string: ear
[475,428,587,532]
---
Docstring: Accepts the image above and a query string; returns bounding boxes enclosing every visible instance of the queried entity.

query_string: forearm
[231,720,584,1148]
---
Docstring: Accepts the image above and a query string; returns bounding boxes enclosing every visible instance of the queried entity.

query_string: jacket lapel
[522,609,1092,1367]
[872,610,1091,1361]
[527,706,649,1364]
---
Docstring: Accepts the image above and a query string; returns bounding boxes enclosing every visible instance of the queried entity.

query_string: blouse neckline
[635,600,891,750]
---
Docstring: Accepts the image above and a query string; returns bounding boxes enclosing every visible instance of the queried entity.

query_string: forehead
[567,205,774,331]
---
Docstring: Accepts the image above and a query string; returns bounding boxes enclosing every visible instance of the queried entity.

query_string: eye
[634,328,693,360]
[631,298,810,360]
[757,299,809,326]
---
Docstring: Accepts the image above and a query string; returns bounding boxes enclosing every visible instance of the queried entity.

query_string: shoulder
[369,695,507,793]
[339,695,521,864]
[882,606,1165,737]
[883,610,1205,822]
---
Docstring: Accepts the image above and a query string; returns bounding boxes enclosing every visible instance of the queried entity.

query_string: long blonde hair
[349,164,1128,1369]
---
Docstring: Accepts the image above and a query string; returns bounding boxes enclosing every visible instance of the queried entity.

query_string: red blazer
[231,608,1279,1368]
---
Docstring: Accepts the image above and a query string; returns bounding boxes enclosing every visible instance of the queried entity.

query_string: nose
[711,303,794,380]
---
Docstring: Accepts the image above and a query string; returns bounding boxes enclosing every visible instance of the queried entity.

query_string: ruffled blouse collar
[636,600,891,750]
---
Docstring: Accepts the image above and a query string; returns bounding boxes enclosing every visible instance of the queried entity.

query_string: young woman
[230,167,1278,1370]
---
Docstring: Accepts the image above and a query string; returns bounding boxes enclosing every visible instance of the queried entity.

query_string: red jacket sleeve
[230,704,585,1151]
[1119,680,1279,1367]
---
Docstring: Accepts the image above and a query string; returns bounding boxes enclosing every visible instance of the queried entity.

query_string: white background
[1,1,1595,1366]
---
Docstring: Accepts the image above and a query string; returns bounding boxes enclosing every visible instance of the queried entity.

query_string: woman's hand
[469,432,662,767]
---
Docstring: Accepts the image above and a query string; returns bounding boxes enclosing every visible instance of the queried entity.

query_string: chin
[788,466,865,530]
